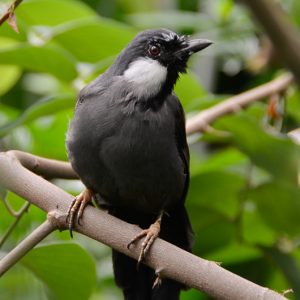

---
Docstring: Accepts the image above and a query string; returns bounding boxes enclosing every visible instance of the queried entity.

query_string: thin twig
[0,151,287,300]
[0,0,23,27]
[0,219,56,276]
[186,72,293,135]
[0,202,30,248]
[2,198,18,217]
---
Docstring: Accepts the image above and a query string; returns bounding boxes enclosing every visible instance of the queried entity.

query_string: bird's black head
[110,29,212,99]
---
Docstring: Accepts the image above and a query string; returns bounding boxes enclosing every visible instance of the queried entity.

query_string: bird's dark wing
[168,93,190,203]
[165,93,194,251]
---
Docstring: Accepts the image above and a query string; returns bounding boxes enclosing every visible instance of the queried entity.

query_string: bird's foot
[152,269,163,289]
[127,211,163,264]
[66,188,94,237]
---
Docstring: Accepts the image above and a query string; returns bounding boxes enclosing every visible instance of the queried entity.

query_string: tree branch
[0,201,30,248]
[0,0,23,32]
[186,72,293,135]
[0,151,287,299]
[0,219,56,276]
[5,150,77,180]
[240,0,300,87]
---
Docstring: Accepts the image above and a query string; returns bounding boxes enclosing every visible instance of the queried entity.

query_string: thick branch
[241,0,300,87]
[6,150,77,179]
[0,151,287,299]
[186,72,293,135]
[0,219,55,276]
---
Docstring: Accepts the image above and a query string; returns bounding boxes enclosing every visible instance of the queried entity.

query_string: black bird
[66,28,211,300]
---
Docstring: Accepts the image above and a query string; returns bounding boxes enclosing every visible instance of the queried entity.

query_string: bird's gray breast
[99,100,186,213]
[67,83,186,214]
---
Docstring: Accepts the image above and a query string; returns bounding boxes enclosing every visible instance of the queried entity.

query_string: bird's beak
[176,38,213,56]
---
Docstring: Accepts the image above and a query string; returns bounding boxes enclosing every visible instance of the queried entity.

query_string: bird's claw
[66,188,93,237]
[127,221,161,264]
[152,270,162,289]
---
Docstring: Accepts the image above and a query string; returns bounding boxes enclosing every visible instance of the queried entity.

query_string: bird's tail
[111,203,193,300]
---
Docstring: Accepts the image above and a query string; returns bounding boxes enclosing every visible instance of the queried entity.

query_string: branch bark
[241,0,300,87]
[0,151,287,299]
[0,219,56,276]
[186,72,293,135]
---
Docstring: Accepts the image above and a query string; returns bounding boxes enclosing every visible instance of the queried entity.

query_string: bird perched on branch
[66,28,211,300]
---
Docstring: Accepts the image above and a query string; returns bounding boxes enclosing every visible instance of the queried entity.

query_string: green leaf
[206,242,261,265]
[175,71,207,111]
[0,37,22,95]
[0,187,7,202]
[263,247,300,297]
[51,17,136,63]
[195,147,248,174]
[193,219,236,254]
[0,65,21,96]
[29,109,72,160]
[188,171,244,218]
[242,200,277,246]
[220,114,300,185]
[21,243,96,300]
[0,43,77,81]
[126,11,213,31]
[0,94,74,137]
[286,89,300,123]
[17,0,95,26]
[250,182,300,237]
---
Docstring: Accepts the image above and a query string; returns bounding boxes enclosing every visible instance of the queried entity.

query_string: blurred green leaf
[0,65,21,96]
[195,147,248,174]
[0,44,77,81]
[188,171,244,218]
[175,71,208,111]
[29,109,72,160]
[263,247,300,297]
[286,88,300,123]
[242,200,277,246]
[21,243,96,300]
[0,94,74,137]
[206,242,261,265]
[193,219,236,254]
[50,17,136,63]
[17,0,95,26]
[250,182,300,237]
[0,187,7,201]
[126,11,213,31]
[220,114,300,184]
[218,0,234,21]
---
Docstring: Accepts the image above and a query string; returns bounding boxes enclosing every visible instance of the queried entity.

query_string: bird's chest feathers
[103,103,174,163]
[123,57,167,98]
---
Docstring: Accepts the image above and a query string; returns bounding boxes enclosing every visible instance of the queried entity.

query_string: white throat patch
[123,57,167,98]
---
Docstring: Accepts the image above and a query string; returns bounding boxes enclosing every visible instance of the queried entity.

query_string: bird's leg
[127,210,164,264]
[66,188,94,237]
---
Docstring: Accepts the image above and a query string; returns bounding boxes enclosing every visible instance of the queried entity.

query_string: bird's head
[111,29,212,99]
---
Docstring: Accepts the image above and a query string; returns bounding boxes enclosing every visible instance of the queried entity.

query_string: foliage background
[0,0,300,299]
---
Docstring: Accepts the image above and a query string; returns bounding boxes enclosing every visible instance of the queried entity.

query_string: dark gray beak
[186,39,213,53]
[177,38,213,56]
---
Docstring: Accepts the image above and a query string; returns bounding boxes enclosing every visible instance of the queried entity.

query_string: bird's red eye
[149,45,160,57]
